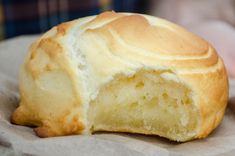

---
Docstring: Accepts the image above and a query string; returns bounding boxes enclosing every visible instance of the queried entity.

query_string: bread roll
[11,12,228,142]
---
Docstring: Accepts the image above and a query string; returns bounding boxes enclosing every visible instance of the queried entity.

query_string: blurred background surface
[0,0,234,77]
[0,0,148,39]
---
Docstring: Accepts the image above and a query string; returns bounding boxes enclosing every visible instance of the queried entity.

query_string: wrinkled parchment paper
[0,36,235,156]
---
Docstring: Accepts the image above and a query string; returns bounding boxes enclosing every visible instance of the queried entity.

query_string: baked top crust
[11,12,228,141]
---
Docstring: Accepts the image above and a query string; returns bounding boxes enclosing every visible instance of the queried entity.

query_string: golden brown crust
[11,11,228,141]
[57,22,72,36]
[177,59,228,138]
[12,32,85,137]
[88,13,218,70]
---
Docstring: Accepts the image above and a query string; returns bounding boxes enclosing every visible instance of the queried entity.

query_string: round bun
[11,12,228,142]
